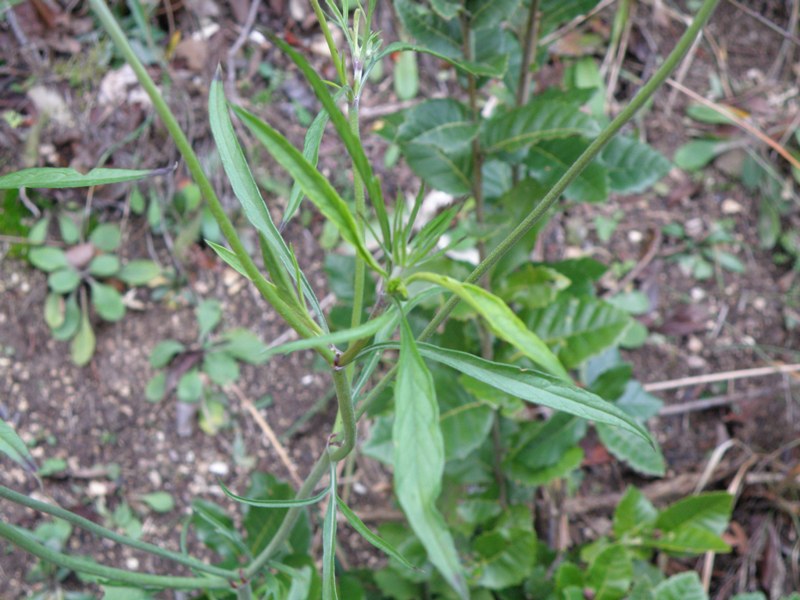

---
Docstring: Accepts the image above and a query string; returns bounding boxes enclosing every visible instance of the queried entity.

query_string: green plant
[0,0,730,598]
[145,298,271,436]
[662,218,744,281]
[23,211,160,365]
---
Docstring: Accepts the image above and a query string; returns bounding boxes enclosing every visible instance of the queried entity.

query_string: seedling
[662,219,745,280]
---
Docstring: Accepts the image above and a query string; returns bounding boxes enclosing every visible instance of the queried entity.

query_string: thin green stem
[89,0,325,352]
[418,0,721,342]
[0,520,230,590]
[328,368,357,462]
[516,0,541,108]
[0,485,236,579]
[348,102,367,345]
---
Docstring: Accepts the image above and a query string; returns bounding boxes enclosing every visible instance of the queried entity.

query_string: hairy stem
[0,520,230,590]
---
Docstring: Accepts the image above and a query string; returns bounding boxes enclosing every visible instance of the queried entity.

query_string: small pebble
[87,481,109,497]
[690,287,706,300]
[628,230,643,243]
[687,355,707,369]
[687,336,703,353]
[209,461,229,476]
[125,557,140,570]
[721,198,742,214]
[753,297,767,311]
[301,374,314,386]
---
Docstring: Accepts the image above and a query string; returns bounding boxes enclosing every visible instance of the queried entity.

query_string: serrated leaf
[90,281,125,322]
[652,572,707,600]
[396,99,478,153]
[232,105,386,277]
[481,94,600,154]
[88,254,121,277]
[411,272,568,380]
[117,260,160,285]
[145,372,167,402]
[394,316,467,600]
[29,247,69,272]
[598,136,671,194]
[71,313,95,366]
[526,295,633,369]
[337,496,415,569]
[48,268,81,293]
[177,369,202,403]
[597,422,665,476]
[0,166,163,189]
[140,491,175,513]
[394,0,462,58]
[44,292,65,329]
[402,140,473,195]
[196,299,222,339]
[526,137,609,203]
[89,224,121,252]
[203,351,240,386]
[0,417,37,472]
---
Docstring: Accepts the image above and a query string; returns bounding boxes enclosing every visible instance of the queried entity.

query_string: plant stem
[0,520,230,590]
[328,368,357,462]
[348,101,367,344]
[418,0,722,342]
[516,0,541,108]
[89,0,325,350]
[0,485,236,579]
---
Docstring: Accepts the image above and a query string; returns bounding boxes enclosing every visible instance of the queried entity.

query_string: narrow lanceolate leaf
[207,241,250,280]
[218,481,329,508]
[379,42,509,78]
[263,36,393,252]
[361,343,652,444]
[480,94,600,154]
[394,316,467,600]
[410,272,568,380]
[0,418,37,472]
[322,462,338,600]
[233,105,386,278]
[208,78,328,329]
[0,166,169,189]
[337,497,415,569]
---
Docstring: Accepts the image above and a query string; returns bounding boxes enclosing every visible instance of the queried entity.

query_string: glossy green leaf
[597,422,665,476]
[411,272,569,380]
[587,545,633,600]
[208,78,328,327]
[598,135,671,194]
[673,140,724,171]
[613,487,658,538]
[362,343,651,443]
[57,214,80,244]
[29,247,69,272]
[177,369,203,403]
[52,293,80,341]
[0,417,37,472]
[0,166,162,189]
[71,313,95,366]
[90,281,126,322]
[337,496,415,569]
[481,94,600,154]
[655,492,733,535]
[219,481,329,508]
[394,316,467,599]
[526,137,609,202]
[44,292,65,329]
[117,260,160,285]
[140,491,175,513]
[88,223,121,252]
[526,295,633,369]
[145,372,167,402]
[196,299,222,339]
[233,105,386,277]
[149,340,185,368]
[203,351,240,386]
[88,254,121,277]
[652,572,707,600]
[48,268,81,294]
[322,463,338,600]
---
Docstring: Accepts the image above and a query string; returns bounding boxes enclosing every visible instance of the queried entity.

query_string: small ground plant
[0,0,736,598]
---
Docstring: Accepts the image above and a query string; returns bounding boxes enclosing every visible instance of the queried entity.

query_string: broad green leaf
[526,137,609,203]
[28,218,49,244]
[48,268,81,293]
[396,100,478,153]
[337,496,415,569]
[598,136,671,194]
[322,464,338,600]
[140,491,175,513]
[435,370,492,461]
[504,414,586,484]
[218,329,270,364]
[57,214,80,244]
[410,272,569,380]
[393,0,462,58]
[673,140,724,171]
[467,0,520,29]
[394,316,467,599]
[203,351,240,386]
[526,295,633,369]
[88,254,121,277]
[196,299,222,339]
[652,572,707,600]
[90,281,125,322]
[117,260,160,285]
[540,0,602,33]
[71,313,95,366]
[52,293,81,341]
[394,51,419,101]
[613,487,657,538]
[481,94,600,154]
[649,525,730,554]
[0,417,37,472]
[207,241,250,279]
[177,369,202,403]
[0,166,162,189]
[219,482,329,508]
[496,265,571,310]
[233,105,386,277]
[208,78,328,328]
[44,292,65,329]
[29,247,69,272]
[597,422,665,476]
[587,545,633,600]
[430,0,459,18]
[402,139,472,195]
[655,492,733,535]
[507,444,583,485]
[472,527,536,590]
[361,343,652,443]
[145,372,167,402]
[150,340,185,368]
[88,223,121,252]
